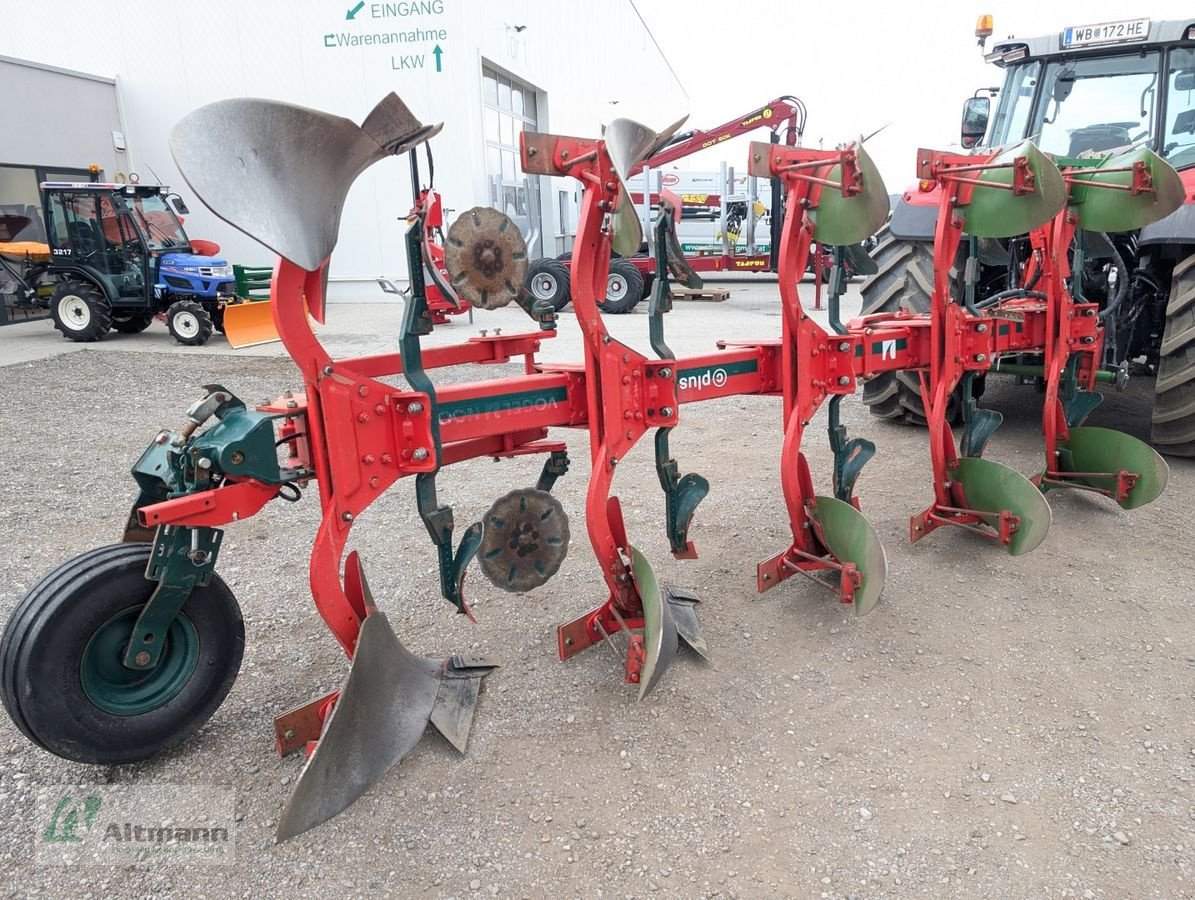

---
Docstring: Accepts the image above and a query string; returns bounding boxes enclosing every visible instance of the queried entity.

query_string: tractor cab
[964,19,1195,171]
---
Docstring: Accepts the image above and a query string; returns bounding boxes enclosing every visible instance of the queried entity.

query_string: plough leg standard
[0,93,1177,842]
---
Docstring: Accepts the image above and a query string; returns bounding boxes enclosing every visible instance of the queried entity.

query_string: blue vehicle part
[157,252,236,299]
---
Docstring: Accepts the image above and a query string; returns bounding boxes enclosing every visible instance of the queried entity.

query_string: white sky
[631,1,1193,195]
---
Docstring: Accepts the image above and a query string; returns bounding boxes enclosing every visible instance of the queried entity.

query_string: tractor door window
[1034,52,1160,158]
[988,62,1040,147]
[1163,48,1195,168]
[132,194,188,250]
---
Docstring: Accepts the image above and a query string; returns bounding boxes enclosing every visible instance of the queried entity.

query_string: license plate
[1062,17,1150,48]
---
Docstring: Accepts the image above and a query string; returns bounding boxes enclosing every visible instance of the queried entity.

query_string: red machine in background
[524,97,812,314]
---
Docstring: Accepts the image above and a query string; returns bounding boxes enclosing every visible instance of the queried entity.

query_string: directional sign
[432,43,443,72]
[346,2,365,20]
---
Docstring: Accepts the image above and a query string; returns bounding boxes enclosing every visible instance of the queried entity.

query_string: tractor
[3,181,236,345]
[860,16,1195,456]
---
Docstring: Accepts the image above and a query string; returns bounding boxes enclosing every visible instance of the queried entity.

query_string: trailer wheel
[166,299,214,346]
[0,543,244,764]
[1151,252,1195,457]
[110,310,155,334]
[50,281,112,342]
[858,229,965,424]
[599,260,644,314]
[526,259,572,311]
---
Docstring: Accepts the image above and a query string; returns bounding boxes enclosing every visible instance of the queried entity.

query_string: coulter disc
[478,489,570,593]
[444,207,527,310]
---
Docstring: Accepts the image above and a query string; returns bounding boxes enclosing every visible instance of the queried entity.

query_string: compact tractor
[0,90,1176,845]
[861,16,1195,456]
[0,181,235,345]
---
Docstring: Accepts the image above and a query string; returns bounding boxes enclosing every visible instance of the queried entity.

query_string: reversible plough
[0,92,1179,842]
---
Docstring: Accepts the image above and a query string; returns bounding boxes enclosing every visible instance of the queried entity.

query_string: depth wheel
[599,259,644,314]
[50,280,112,342]
[166,299,214,346]
[0,543,244,764]
[1152,252,1195,456]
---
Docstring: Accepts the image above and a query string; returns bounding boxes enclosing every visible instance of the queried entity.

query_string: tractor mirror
[1176,70,1195,92]
[961,96,990,149]
[171,196,190,215]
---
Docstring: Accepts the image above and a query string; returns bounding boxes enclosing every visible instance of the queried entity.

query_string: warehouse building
[0,0,681,299]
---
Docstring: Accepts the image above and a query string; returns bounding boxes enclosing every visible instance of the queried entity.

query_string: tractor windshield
[990,51,1170,160]
[131,194,189,251]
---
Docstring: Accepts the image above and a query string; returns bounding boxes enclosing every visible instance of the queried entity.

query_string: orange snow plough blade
[221,299,279,348]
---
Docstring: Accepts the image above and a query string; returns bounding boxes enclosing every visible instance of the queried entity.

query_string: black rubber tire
[0,543,244,765]
[525,258,572,311]
[1151,252,1195,457]
[110,310,155,334]
[166,299,214,346]
[50,280,112,343]
[599,259,645,314]
[858,228,963,424]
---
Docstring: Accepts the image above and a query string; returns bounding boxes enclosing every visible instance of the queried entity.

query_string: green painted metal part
[958,372,1003,459]
[122,525,221,670]
[649,213,708,556]
[990,362,1120,385]
[401,219,481,614]
[655,439,710,556]
[130,387,295,504]
[810,140,890,246]
[828,396,875,503]
[1049,426,1169,510]
[83,606,199,716]
[629,546,678,700]
[952,457,1052,556]
[961,141,1066,239]
[1064,147,1185,233]
[808,496,886,617]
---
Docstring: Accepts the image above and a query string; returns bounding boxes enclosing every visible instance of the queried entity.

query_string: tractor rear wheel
[166,299,214,346]
[526,258,572,311]
[50,281,112,342]
[110,310,156,334]
[1151,252,1195,456]
[599,259,644,314]
[858,229,964,424]
[0,543,244,764]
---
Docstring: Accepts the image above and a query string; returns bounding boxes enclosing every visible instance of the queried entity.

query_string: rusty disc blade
[444,207,528,310]
[478,488,570,593]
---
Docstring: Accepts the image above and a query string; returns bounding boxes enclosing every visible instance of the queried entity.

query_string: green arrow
[346,1,364,20]
[432,44,443,72]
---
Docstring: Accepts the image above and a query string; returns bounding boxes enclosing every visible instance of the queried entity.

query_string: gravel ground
[0,304,1192,898]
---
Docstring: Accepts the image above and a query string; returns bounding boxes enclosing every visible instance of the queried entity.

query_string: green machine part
[961,141,1066,239]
